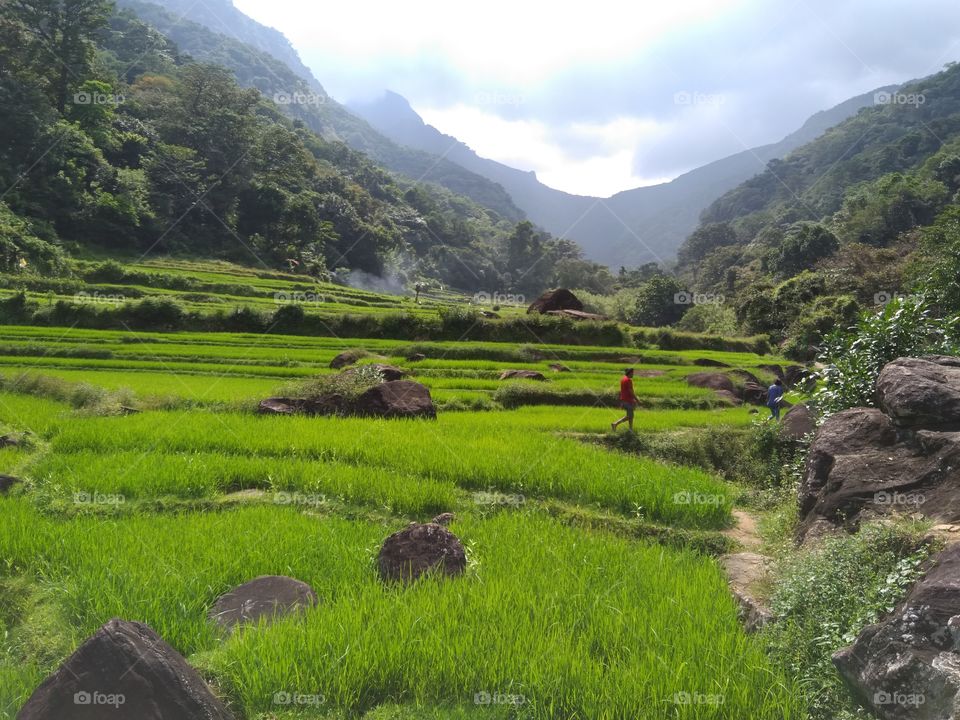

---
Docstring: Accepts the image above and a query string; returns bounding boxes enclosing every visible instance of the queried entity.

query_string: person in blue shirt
[767,378,784,420]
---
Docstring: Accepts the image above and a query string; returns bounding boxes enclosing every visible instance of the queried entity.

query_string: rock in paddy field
[685,372,735,394]
[259,380,436,420]
[378,522,467,583]
[353,381,437,419]
[780,403,816,441]
[208,576,318,631]
[17,618,234,720]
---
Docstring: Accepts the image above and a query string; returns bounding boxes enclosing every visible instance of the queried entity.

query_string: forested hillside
[0,0,607,294]
[669,62,960,356]
[118,0,525,223]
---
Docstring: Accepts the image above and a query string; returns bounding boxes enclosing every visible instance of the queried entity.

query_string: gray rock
[834,543,960,719]
[686,372,735,393]
[209,576,318,630]
[354,381,437,419]
[378,522,467,583]
[877,356,960,429]
[17,618,234,720]
[797,407,960,542]
[780,403,817,441]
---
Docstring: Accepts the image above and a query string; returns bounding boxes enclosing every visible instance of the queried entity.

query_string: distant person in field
[612,368,638,432]
[767,378,784,420]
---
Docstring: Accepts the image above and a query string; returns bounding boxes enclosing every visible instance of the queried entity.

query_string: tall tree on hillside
[1,0,114,112]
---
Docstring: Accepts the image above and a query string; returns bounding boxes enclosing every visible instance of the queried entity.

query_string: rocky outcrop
[877,356,960,429]
[17,619,234,720]
[527,288,583,314]
[378,522,467,583]
[834,544,960,719]
[780,403,816,441]
[209,576,318,631]
[797,356,960,542]
[260,381,436,419]
[354,381,437,419]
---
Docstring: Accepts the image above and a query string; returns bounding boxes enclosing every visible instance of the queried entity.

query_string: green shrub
[763,523,931,720]
[815,295,958,415]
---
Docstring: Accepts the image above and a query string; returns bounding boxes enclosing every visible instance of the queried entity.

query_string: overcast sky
[234,0,959,197]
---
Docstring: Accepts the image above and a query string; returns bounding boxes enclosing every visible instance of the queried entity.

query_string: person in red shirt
[611,368,638,432]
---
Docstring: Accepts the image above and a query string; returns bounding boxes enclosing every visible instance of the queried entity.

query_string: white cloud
[233,0,960,196]
[419,105,669,196]
[235,0,743,88]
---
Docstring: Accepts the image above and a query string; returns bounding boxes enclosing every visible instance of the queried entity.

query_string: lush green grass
[0,268,809,719]
[0,500,802,719]
[45,410,733,528]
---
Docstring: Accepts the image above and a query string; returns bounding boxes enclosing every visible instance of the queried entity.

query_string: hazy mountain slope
[698,66,960,227]
[351,90,885,267]
[118,0,524,222]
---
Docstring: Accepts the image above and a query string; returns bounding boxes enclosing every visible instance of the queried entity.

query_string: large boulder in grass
[877,356,960,429]
[353,381,436,419]
[378,522,467,583]
[208,576,318,631]
[686,372,735,393]
[499,369,547,381]
[780,403,817,441]
[526,288,583,314]
[260,381,435,419]
[834,543,960,719]
[17,618,234,720]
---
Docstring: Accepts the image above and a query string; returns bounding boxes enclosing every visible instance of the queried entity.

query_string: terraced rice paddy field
[0,261,805,718]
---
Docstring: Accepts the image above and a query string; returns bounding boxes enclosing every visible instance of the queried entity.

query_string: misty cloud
[235,0,960,195]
